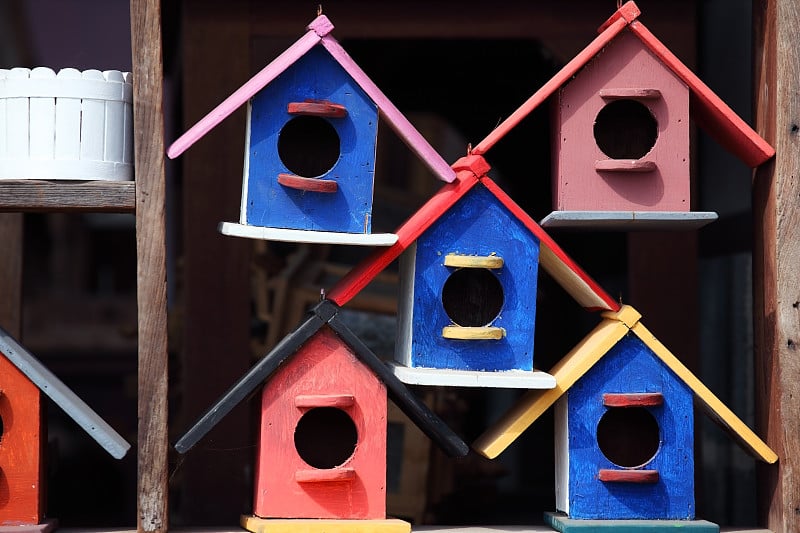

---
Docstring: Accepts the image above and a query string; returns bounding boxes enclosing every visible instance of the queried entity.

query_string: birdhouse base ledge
[0,519,58,533]
[219,222,398,246]
[539,211,718,231]
[241,515,411,533]
[388,362,556,389]
[544,512,719,532]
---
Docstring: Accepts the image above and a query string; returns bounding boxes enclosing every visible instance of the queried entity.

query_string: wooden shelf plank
[0,180,135,213]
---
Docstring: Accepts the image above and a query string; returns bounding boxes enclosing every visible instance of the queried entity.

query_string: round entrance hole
[596,406,660,467]
[294,407,358,469]
[278,116,340,177]
[442,268,504,327]
[593,99,658,159]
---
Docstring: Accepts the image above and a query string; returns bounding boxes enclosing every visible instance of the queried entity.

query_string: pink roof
[167,15,455,183]
[473,1,774,168]
[327,154,620,313]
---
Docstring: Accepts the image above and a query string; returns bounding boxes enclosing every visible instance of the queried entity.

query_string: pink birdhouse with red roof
[473,1,775,230]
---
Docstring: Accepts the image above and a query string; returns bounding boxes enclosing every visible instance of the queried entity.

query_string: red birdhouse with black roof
[473,1,774,230]
[167,12,455,246]
[175,300,468,533]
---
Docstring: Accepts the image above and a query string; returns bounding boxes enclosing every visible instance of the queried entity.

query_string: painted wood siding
[407,184,540,372]
[245,45,378,234]
[565,333,695,520]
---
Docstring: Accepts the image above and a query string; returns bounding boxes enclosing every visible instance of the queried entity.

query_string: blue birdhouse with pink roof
[168,13,455,246]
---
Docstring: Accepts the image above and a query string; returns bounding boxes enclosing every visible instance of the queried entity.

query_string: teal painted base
[544,512,719,532]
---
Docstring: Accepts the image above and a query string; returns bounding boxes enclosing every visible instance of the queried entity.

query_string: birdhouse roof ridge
[326,154,620,313]
[166,13,455,183]
[472,1,774,167]
[472,304,778,463]
[174,300,470,458]
[0,326,130,459]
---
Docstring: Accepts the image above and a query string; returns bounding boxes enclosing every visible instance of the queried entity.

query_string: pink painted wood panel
[554,30,690,212]
[253,326,387,520]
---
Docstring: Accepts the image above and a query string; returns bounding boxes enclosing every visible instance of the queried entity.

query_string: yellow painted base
[241,515,412,533]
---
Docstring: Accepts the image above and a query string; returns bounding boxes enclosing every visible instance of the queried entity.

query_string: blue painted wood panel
[246,45,378,234]
[409,184,540,372]
[567,333,695,520]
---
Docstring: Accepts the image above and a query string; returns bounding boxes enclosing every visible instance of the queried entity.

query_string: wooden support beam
[130,0,170,531]
[752,1,800,532]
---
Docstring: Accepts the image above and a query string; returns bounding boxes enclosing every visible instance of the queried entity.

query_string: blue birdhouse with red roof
[328,155,619,389]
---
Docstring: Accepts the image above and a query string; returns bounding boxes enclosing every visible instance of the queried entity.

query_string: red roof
[472,1,774,168]
[326,154,619,313]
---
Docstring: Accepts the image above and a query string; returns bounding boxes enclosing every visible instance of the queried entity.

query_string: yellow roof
[471,305,778,464]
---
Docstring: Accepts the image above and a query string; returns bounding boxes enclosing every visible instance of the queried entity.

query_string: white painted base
[388,361,556,388]
[219,222,398,246]
[540,211,718,230]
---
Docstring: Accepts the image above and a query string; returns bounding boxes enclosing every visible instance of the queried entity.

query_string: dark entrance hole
[594,99,658,159]
[278,116,340,177]
[294,407,358,469]
[442,268,504,327]
[596,406,660,467]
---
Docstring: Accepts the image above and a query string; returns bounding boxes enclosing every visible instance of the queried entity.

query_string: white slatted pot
[0,67,133,180]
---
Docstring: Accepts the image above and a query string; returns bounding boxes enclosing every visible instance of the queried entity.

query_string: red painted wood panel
[0,355,43,525]
[253,326,387,519]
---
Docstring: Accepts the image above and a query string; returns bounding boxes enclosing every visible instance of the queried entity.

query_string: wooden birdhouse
[0,326,130,529]
[472,1,774,230]
[472,305,777,531]
[175,300,467,533]
[167,13,455,246]
[327,155,619,388]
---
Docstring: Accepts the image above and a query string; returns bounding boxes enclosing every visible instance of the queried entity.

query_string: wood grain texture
[130,0,170,531]
[0,214,22,337]
[0,181,134,212]
[752,0,800,531]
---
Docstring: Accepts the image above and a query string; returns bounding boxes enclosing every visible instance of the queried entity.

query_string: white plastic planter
[0,67,133,180]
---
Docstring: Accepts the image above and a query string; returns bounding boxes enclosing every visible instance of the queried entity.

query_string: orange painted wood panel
[0,355,43,525]
[254,326,387,519]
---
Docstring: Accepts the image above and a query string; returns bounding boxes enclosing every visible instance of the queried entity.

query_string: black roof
[175,299,469,458]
